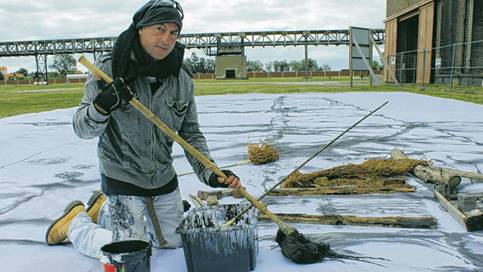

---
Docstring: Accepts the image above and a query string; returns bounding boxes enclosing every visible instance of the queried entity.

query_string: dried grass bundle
[247,143,279,165]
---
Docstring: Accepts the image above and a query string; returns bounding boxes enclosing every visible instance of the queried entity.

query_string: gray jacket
[73,55,214,189]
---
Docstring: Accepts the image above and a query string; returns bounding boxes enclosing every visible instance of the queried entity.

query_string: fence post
[422,48,426,87]
[450,44,456,90]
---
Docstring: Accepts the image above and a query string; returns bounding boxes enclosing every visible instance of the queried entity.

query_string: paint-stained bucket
[100,240,152,272]
[176,204,258,272]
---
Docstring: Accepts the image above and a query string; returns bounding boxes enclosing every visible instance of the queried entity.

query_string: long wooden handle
[78,56,293,234]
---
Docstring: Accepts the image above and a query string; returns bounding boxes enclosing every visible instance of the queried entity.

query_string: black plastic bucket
[100,240,152,272]
[176,204,259,272]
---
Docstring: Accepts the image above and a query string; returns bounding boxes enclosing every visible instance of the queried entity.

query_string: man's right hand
[94,78,134,115]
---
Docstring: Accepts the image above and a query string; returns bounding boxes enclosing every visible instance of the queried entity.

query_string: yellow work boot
[45,201,85,246]
[86,191,106,224]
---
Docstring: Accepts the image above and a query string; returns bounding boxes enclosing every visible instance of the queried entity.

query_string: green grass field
[1,78,482,119]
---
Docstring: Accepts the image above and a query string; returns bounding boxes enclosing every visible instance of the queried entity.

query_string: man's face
[138,23,179,60]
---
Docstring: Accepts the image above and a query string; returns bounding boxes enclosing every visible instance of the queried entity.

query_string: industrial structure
[384,0,483,85]
[0,29,384,81]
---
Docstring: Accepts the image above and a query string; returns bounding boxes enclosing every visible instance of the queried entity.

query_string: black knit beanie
[134,0,183,31]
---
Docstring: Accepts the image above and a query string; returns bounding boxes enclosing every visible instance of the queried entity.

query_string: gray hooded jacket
[73,55,214,189]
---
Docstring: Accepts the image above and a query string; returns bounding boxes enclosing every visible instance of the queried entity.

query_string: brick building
[384,0,483,85]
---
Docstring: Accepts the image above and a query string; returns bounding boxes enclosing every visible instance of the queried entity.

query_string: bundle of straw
[247,143,279,165]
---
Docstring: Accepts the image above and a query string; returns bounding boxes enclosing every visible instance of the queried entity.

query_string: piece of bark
[259,213,437,229]
[268,186,416,196]
[391,149,462,191]
[313,176,406,188]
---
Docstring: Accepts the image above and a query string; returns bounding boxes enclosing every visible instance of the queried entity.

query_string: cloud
[0,0,386,71]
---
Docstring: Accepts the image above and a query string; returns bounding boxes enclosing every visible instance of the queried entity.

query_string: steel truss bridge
[0,29,384,80]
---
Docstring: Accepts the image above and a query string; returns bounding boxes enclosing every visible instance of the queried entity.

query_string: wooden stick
[78,56,295,235]
[259,213,437,229]
[189,194,205,207]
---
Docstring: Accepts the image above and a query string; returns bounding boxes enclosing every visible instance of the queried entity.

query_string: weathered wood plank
[259,213,437,229]
[434,190,468,229]
[268,186,416,196]
[434,190,483,231]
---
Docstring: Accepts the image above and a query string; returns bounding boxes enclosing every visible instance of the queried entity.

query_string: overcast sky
[0,0,386,73]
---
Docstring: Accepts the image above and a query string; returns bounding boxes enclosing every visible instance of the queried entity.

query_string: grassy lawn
[0,83,84,118]
[1,79,482,119]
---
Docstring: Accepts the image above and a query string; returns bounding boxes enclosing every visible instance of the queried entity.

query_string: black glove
[208,169,238,188]
[182,200,191,212]
[94,78,134,115]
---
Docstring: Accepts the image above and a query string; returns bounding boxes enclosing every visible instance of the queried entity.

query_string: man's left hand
[208,169,241,189]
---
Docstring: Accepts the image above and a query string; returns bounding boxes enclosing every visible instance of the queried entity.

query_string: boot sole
[86,191,106,223]
[45,200,84,246]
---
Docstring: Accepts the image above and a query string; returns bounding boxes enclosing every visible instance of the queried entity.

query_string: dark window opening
[225,69,236,79]
[397,14,419,83]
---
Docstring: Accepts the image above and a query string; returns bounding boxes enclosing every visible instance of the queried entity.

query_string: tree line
[4,53,383,80]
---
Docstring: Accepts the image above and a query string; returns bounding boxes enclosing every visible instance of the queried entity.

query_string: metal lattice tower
[34,54,48,82]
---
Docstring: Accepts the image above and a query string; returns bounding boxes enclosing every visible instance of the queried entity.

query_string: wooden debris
[268,186,416,196]
[189,194,205,207]
[434,190,483,231]
[197,189,233,200]
[259,213,437,229]
[457,193,483,212]
[313,176,407,188]
[281,158,428,189]
[206,195,219,206]
[391,149,462,192]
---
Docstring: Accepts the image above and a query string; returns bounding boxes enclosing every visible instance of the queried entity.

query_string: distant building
[6,72,26,80]
[384,0,483,86]
[0,66,7,76]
